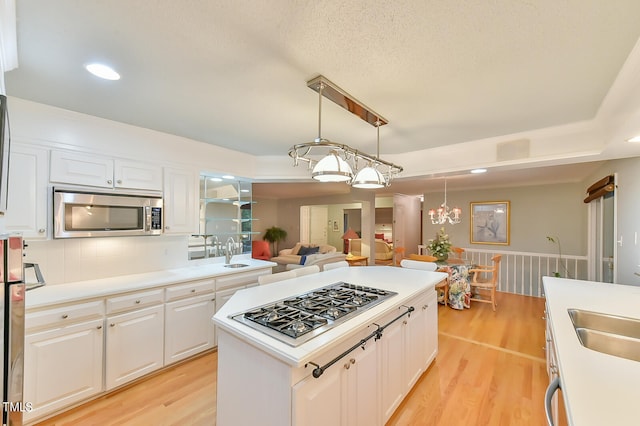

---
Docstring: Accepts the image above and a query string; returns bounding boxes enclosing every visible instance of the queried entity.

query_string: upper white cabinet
[163,167,198,234]
[3,144,49,239]
[50,150,162,191]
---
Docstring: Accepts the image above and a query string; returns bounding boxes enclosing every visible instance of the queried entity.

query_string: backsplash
[23,235,190,285]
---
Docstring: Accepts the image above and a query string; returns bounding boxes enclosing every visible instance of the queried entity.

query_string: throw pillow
[298,246,320,256]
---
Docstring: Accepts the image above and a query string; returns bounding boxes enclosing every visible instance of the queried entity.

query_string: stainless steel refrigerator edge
[1,235,25,426]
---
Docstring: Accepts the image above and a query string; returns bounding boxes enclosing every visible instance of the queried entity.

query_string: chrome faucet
[225,237,236,264]
[210,235,220,258]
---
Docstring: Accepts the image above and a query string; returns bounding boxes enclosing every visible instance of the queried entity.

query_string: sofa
[270,243,346,269]
[349,239,394,262]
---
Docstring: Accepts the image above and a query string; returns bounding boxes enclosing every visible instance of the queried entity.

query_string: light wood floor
[36,291,547,426]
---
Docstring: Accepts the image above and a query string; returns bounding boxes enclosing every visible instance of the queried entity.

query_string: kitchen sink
[568,309,640,339]
[224,263,249,268]
[568,309,640,362]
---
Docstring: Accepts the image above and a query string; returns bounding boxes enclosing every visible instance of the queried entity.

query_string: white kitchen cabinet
[50,150,162,191]
[343,337,380,426]
[163,166,198,234]
[105,304,165,390]
[24,300,105,423]
[293,362,342,425]
[380,313,405,422]
[381,290,436,423]
[3,144,49,239]
[293,331,379,426]
[165,293,216,365]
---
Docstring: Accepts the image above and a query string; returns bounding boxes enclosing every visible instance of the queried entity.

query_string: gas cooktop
[230,282,397,347]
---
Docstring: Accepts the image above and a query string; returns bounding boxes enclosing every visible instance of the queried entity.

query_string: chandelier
[428,179,461,225]
[288,75,403,188]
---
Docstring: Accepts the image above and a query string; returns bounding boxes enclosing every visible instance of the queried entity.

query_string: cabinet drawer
[216,269,271,291]
[165,279,215,302]
[106,289,164,315]
[26,300,105,331]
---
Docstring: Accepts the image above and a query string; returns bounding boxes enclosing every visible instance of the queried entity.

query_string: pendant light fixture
[428,179,462,225]
[310,81,352,182]
[352,121,385,188]
[288,75,402,188]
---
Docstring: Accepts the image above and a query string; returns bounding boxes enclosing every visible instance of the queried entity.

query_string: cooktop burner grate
[230,282,397,347]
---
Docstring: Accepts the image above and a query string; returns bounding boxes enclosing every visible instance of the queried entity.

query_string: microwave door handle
[145,206,151,232]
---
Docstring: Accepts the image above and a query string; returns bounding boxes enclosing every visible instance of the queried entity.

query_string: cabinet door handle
[97,325,103,330]
[545,377,561,426]
[135,300,141,304]
[422,304,428,310]
[350,358,355,364]
[38,228,45,233]
[107,179,113,185]
[191,289,196,293]
[403,320,408,325]
[62,314,68,319]
[110,323,116,327]
[117,179,122,184]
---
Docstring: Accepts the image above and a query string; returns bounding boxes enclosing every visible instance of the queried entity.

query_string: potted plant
[263,226,288,255]
[427,227,452,262]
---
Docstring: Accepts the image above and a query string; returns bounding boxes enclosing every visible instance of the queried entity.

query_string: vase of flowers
[427,227,452,262]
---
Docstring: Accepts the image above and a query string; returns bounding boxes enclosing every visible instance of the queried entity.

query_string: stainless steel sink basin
[568,309,640,362]
[575,328,640,362]
[224,263,249,268]
[568,309,640,339]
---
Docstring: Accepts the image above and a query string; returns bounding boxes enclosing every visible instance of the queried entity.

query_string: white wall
[422,181,587,256]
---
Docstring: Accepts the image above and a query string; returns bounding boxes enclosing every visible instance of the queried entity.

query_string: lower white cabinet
[292,289,436,426]
[105,305,165,390]
[165,293,216,365]
[293,332,379,426]
[24,318,104,422]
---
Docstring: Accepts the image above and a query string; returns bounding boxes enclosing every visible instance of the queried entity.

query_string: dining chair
[400,259,437,271]
[393,247,406,266]
[258,270,296,285]
[468,254,502,311]
[323,260,349,271]
[408,253,438,262]
[447,246,466,264]
[401,259,448,306]
[292,265,320,277]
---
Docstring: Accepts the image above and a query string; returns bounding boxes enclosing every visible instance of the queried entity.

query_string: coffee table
[345,255,368,266]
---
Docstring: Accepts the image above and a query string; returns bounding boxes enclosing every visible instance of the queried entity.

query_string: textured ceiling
[6,0,640,161]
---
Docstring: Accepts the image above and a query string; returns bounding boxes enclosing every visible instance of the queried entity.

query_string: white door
[309,206,328,246]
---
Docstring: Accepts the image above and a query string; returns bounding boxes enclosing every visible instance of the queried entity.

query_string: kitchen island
[543,277,640,425]
[213,266,446,426]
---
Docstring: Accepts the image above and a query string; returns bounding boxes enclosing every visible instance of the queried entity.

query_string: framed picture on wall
[470,201,510,245]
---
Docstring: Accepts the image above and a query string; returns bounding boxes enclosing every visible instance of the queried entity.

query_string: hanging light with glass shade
[288,75,402,187]
[352,121,386,188]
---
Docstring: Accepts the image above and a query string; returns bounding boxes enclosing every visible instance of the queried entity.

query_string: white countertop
[543,277,640,426]
[25,257,276,309]
[213,266,447,367]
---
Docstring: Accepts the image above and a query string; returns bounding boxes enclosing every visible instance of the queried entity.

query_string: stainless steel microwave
[53,188,163,238]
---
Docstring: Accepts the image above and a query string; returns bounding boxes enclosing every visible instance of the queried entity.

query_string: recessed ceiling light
[470,168,487,174]
[85,63,120,80]
[627,135,640,143]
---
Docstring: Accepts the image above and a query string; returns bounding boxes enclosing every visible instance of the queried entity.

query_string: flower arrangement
[427,227,452,260]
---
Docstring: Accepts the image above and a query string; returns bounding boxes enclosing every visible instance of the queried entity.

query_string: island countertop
[543,277,640,426]
[213,265,447,367]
